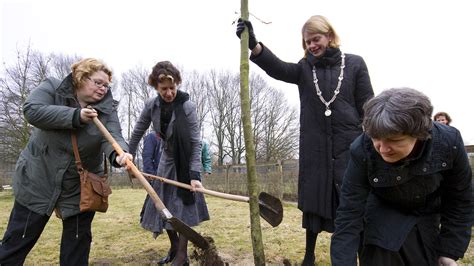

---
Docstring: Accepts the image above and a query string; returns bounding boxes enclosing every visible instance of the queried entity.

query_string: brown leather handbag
[72,133,112,213]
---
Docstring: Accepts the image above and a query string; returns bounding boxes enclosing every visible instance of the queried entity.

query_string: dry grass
[0,189,473,265]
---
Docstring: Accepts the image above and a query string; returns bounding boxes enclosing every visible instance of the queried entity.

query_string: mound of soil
[190,236,228,266]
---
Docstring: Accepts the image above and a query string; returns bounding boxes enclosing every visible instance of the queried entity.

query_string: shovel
[92,117,209,250]
[141,172,283,227]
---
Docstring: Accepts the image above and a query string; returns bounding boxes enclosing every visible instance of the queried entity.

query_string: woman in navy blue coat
[142,132,162,175]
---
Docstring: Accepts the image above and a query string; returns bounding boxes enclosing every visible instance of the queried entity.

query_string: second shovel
[142,172,283,227]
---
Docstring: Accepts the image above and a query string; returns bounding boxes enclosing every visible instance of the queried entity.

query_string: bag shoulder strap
[71,133,84,172]
[71,132,108,176]
[103,152,108,177]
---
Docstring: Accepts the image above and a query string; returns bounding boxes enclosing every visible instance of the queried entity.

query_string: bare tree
[48,53,81,79]
[0,46,299,171]
[257,89,299,161]
[205,70,299,165]
[247,75,299,161]
[0,45,81,165]
[181,70,208,130]
[0,45,48,163]
[118,65,155,168]
[222,73,244,164]
[206,70,227,165]
[119,65,153,140]
[206,70,244,165]
[249,74,270,159]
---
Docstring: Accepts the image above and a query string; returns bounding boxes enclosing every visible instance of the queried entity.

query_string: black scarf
[160,91,195,205]
[307,47,342,67]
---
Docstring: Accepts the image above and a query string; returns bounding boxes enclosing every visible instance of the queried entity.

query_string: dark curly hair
[147,61,182,87]
[433,111,452,125]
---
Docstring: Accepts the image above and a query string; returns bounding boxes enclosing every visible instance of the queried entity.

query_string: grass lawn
[0,188,473,265]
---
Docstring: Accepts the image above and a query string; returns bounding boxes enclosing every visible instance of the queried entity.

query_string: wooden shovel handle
[92,117,170,217]
[141,172,250,203]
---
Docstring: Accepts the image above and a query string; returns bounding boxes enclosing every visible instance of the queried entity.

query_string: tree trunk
[239,0,266,265]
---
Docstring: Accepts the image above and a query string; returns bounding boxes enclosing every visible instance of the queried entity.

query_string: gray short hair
[363,88,433,140]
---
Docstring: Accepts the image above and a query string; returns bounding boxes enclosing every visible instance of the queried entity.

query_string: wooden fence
[2,149,474,200]
[203,160,299,201]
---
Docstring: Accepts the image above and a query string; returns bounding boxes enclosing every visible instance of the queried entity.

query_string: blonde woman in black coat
[236,15,374,265]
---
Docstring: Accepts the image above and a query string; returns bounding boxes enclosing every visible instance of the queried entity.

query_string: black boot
[158,249,176,264]
[302,229,317,266]
[171,234,189,266]
[158,230,178,264]
[302,253,315,266]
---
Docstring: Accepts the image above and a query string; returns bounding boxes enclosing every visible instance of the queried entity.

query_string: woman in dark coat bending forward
[331,88,472,265]
[236,15,374,264]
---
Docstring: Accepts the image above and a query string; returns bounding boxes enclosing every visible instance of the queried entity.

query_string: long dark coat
[251,46,374,219]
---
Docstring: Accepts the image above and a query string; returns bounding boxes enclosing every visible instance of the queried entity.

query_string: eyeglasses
[87,77,111,90]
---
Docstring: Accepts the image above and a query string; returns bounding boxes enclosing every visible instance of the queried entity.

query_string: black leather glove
[236,18,258,50]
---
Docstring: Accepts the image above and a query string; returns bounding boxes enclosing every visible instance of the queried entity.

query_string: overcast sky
[2,0,474,144]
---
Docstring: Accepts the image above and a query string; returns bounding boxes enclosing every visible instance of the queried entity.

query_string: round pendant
[324,109,332,116]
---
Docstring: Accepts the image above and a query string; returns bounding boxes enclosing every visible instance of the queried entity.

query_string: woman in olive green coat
[0,58,132,265]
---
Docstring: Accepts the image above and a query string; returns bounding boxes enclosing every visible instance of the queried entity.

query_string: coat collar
[156,90,190,106]
[307,47,342,67]
[363,123,451,174]
[153,90,190,140]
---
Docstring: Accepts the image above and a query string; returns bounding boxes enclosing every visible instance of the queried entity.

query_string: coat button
[396,176,402,181]
[422,168,427,172]
[373,178,379,183]
[442,162,447,167]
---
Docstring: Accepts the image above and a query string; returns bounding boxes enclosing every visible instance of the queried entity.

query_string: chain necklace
[312,52,345,117]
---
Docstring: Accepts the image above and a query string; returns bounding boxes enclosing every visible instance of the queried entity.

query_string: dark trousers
[360,225,437,266]
[0,201,95,266]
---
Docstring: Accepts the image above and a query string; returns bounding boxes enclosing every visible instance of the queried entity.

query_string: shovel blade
[258,192,283,227]
[167,217,209,249]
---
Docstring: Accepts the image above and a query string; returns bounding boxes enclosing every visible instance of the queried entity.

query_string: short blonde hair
[301,15,340,57]
[71,58,112,89]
